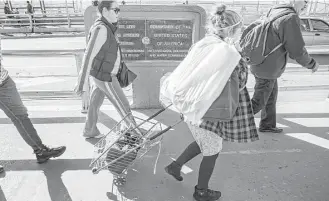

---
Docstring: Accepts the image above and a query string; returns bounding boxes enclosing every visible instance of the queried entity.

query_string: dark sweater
[250,5,316,79]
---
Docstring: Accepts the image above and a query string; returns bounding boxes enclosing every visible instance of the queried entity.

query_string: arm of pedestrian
[75,25,107,95]
[280,15,316,70]
[312,62,319,73]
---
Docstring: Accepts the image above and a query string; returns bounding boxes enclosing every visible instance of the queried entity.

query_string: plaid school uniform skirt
[199,87,259,143]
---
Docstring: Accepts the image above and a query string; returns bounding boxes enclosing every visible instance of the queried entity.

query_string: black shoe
[0,165,4,174]
[35,146,66,164]
[193,186,221,201]
[259,127,283,133]
[164,161,183,181]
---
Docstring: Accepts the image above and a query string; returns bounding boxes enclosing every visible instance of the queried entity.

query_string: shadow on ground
[0,107,328,200]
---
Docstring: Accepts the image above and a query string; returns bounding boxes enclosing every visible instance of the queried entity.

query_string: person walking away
[164,4,259,201]
[241,0,319,133]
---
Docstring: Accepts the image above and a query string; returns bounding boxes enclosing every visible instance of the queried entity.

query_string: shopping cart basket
[89,104,183,185]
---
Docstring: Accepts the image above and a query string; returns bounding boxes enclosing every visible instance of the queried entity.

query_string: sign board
[84,5,206,62]
[118,19,193,61]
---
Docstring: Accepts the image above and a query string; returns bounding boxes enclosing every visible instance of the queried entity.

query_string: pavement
[0,37,329,201]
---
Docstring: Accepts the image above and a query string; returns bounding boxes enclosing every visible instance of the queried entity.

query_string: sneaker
[259,127,283,133]
[35,146,66,164]
[0,165,4,173]
[164,161,183,181]
[193,186,221,201]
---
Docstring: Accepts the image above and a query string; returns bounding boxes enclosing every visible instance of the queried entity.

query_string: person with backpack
[239,0,319,133]
[74,0,142,139]
[164,5,259,201]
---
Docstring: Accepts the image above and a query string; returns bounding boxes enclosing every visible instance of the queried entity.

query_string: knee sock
[197,153,219,190]
[175,141,201,167]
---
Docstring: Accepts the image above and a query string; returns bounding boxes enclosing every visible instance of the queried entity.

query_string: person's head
[206,4,243,42]
[96,0,120,24]
[280,0,309,14]
[27,1,30,4]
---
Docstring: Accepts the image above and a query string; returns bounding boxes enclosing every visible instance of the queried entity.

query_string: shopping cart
[89,104,183,185]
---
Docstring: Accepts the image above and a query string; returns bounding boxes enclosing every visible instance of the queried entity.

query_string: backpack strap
[262,10,295,57]
[268,10,295,24]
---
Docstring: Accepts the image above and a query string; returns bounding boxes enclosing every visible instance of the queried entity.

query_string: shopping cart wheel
[92,167,98,174]
[114,176,126,186]
[98,148,104,154]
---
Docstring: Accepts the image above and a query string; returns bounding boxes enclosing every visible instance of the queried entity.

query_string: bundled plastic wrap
[160,36,241,124]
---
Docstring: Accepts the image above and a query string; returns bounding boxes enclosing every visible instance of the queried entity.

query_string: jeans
[251,77,278,129]
[0,77,43,150]
[83,76,141,137]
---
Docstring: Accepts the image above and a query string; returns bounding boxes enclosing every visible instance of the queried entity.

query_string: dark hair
[95,0,115,13]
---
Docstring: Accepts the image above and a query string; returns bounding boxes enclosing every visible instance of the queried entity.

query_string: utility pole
[39,0,46,16]
[312,0,319,15]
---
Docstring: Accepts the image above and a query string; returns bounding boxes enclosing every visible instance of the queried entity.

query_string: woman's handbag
[116,61,137,88]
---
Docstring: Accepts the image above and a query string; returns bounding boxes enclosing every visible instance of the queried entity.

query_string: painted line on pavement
[4,66,71,69]
[286,133,329,150]
[220,149,302,155]
[24,105,116,111]
[284,118,329,128]
[18,78,65,88]
[0,106,172,130]
[170,157,193,175]
[0,148,304,165]
[167,149,302,175]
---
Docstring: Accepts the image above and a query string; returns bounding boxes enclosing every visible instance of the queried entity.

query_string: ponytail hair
[206,4,243,39]
[94,0,116,13]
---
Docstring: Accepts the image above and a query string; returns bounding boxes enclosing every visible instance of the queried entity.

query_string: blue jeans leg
[251,77,278,129]
[0,77,43,151]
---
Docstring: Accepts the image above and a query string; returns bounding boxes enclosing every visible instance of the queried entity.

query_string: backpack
[239,10,294,66]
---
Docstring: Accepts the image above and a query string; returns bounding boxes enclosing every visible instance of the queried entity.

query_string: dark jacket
[250,5,316,79]
[27,3,33,14]
[4,6,12,15]
[89,17,120,82]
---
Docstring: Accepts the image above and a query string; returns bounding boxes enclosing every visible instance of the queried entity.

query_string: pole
[65,0,71,28]
[313,0,319,15]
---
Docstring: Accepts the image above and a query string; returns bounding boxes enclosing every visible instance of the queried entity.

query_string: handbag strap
[118,46,124,64]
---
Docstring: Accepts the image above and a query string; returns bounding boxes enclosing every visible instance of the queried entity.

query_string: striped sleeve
[76,25,107,92]
[0,35,9,84]
[0,35,2,61]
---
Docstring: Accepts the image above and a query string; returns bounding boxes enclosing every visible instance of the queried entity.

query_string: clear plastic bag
[160,36,241,124]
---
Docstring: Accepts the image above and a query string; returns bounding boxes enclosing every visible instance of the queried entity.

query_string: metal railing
[2,0,329,34]
[0,12,84,33]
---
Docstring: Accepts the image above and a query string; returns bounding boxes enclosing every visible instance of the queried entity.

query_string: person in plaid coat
[164,4,259,201]
[199,58,259,143]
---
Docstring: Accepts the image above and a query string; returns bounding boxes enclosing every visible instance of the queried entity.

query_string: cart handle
[144,103,173,122]
[149,118,183,141]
